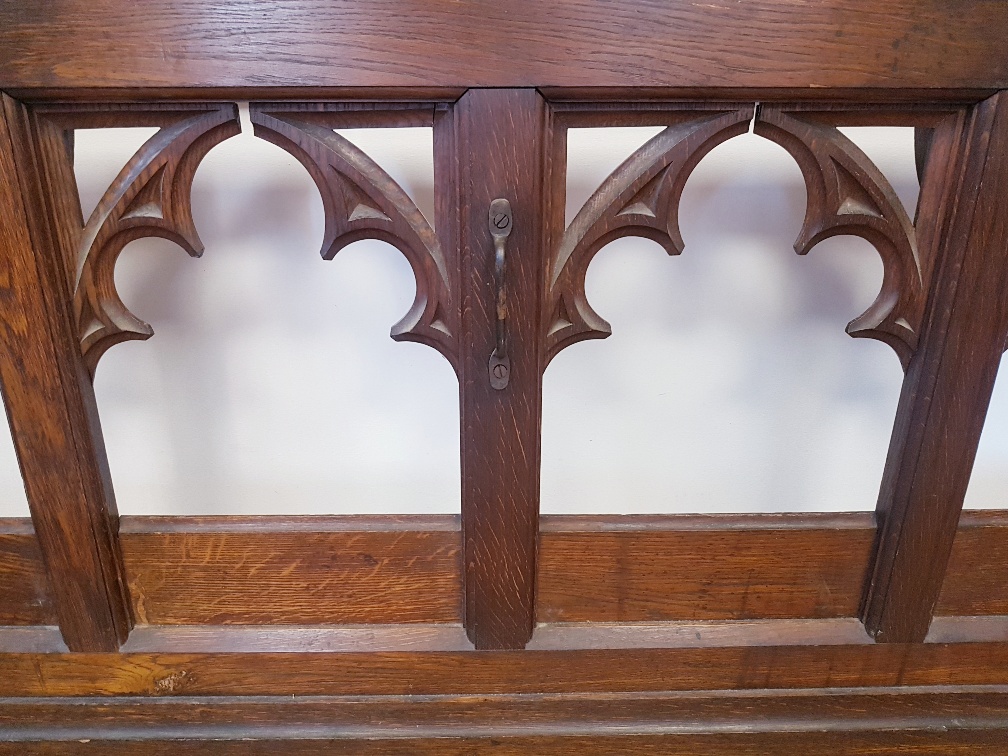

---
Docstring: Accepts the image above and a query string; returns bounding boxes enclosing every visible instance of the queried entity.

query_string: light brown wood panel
[537,514,876,622]
[119,516,462,625]
[937,511,1008,617]
[6,643,1008,697]
[0,519,55,625]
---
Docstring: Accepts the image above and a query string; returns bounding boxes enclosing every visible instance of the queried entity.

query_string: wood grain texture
[545,106,752,362]
[862,92,1008,642]
[1,2,1007,95]
[0,94,131,650]
[452,90,552,649]
[119,516,461,625]
[250,102,458,369]
[3,689,1008,752]
[538,514,876,622]
[0,519,55,625]
[72,103,240,376]
[87,513,1008,626]
[754,106,924,367]
[8,643,1008,697]
[4,732,1006,755]
[938,511,1008,617]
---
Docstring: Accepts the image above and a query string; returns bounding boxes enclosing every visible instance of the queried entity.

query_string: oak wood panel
[1,2,1007,96]
[4,733,1006,755]
[862,92,1008,642]
[937,511,1008,617]
[538,514,876,622]
[106,513,1008,626]
[0,519,55,625]
[8,643,1008,697]
[452,89,552,649]
[3,689,1008,753]
[0,94,131,650]
[118,516,461,625]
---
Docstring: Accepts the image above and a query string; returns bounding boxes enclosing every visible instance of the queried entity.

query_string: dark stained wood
[862,92,1008,642]
[0,94,132,650]
[1,2,1007,95]
[538,514,876,622]
[3,689,1008,754]
[938,511,1008,617]
[754,106,925,367]
[249,102,458,369]
[0,519,56,625]
[451,89,552,649]
[545,106,752,362]
[118,516,461,625]
[4,732,1007,755]
[72,103,240,376]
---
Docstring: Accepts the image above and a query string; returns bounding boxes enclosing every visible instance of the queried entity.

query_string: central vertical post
[447,89,551,649]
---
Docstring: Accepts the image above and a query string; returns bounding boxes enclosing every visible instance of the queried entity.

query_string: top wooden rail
[0,1,1006,100]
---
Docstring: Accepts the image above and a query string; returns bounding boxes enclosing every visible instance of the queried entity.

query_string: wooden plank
[452,89,551,649]
[862,92,1008,642]
[6,643,1008,697]
[937,511,1008,617]
[539,514,875,622]
[118,516,461,625]
[0,94,131,650]
[2,689,1008,753]
[0,520,55,625]
[2,732,1006,756]
[0,2,1007,95]
[106,512,1008,626]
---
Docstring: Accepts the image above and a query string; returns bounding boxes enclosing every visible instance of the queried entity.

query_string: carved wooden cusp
[74,104,241,377]
[250,105,457,371]
[754,107,922,368]
[544,107,753,364]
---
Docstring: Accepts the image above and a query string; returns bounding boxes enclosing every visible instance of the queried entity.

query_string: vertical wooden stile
[0,94,131,651]
[863,92,1008,642]
[445,89,552,649]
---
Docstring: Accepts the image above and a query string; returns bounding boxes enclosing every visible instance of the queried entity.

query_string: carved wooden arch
[545,104,922,369]
[249,104,458,372]
[72,104,242,377]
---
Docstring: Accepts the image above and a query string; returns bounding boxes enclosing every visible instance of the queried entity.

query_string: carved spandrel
[545,108,754,364]
[754,107,922,368]
[73,105,241,377]
[249,107,457,372]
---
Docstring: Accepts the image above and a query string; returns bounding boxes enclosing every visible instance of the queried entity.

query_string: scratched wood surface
[118,516,461,625]
[6,513,1008,628]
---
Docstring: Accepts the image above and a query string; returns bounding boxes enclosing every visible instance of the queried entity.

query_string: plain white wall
[0,112,1004,516]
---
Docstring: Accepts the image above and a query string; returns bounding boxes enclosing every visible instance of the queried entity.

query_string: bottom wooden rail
[2,688,1008,754]
[3,512,1008,750]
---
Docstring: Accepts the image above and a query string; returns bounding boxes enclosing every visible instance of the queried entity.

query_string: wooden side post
[863,92,1008,642]
[445,89,552,649]
[0,94,131,650]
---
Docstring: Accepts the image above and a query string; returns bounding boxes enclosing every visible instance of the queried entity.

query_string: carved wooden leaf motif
[545,107,753,364]
[249,107,457,371]
[74,105,241,377]
[754,107,921,368]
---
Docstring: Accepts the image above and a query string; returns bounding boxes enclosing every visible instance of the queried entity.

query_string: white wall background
[0,110,1004,516]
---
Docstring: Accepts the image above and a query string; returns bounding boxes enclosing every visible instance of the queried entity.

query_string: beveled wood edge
[117,514,462,533]
[3,687,1008,745]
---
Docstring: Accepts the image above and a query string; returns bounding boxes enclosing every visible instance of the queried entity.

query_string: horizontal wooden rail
[2,689,1008,754]
[5,512,1008,629]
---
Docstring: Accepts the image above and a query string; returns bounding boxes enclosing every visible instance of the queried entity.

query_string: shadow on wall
[8,121,1000,516]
